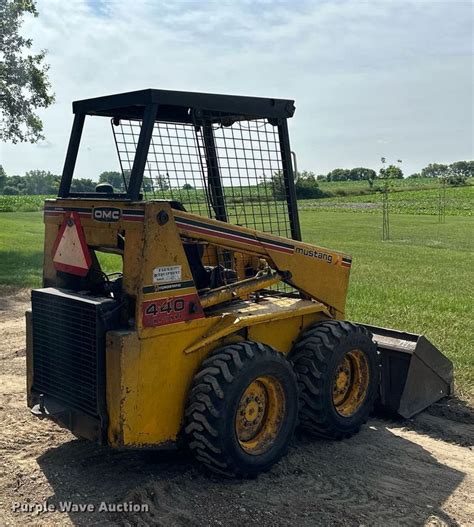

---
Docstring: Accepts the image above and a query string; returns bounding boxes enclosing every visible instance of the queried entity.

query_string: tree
[2,185,19,195]
[349,167,377,182]
[23,169,59,194]
[71,178,96,192]
[408,172,422,178]
[449,160,474,179]
[326,168,350,181]
[447,175,467,186]
[295,171,326,198]
[268,170,326,200]
[0,0,55,143]
[4,174,28,193]
[99,171,125,190]
[379,164,403,179]
[182,183,194,190]
[421,163,449,178]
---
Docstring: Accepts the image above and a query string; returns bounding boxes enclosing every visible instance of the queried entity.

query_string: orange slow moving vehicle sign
[52,211,92,277]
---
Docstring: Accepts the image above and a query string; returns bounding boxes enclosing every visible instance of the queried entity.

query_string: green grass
[300,212,473,397]
[0,212,120,286]
[0,209,472,396]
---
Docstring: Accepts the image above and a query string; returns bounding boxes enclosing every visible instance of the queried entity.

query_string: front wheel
[290,320,379,439]
[184,341,298,477]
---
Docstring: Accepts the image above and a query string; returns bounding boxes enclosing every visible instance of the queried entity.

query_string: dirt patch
[1,291,473,526]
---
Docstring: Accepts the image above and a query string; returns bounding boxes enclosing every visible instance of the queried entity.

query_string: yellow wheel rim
[235,375,285,455]
[332,349,370,417]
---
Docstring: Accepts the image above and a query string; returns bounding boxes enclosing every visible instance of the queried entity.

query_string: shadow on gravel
[37,421,466,527]
[380,397,474,448]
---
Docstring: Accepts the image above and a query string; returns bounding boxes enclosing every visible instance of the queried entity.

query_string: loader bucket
[360,324,454,418]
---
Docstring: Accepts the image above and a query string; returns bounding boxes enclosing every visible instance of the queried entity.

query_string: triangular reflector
[52,212,92,277]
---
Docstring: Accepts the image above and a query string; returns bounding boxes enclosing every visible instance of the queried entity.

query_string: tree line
[0,161,472,197]
[268,161,472,200]
[318,160,473,183]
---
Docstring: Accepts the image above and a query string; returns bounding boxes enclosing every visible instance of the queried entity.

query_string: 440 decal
[142,294,204,328]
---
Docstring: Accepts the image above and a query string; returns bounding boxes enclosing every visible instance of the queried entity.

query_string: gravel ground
[1,290,473,526]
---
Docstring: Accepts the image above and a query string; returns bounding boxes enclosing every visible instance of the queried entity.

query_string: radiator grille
[31,289,111,417]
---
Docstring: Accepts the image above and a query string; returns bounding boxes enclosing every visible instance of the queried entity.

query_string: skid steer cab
[26,89,453,477]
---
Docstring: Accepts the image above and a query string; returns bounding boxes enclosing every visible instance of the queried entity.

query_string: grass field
[0,207,472,396]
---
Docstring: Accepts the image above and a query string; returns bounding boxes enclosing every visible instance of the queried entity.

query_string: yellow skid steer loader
[26,89,453,477]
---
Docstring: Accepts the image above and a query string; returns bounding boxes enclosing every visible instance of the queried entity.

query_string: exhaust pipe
[360,324,454,418]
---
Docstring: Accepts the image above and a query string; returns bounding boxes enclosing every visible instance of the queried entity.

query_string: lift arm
[173,209,352,317]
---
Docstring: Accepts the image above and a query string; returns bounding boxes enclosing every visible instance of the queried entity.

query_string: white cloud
[1,0,472,179]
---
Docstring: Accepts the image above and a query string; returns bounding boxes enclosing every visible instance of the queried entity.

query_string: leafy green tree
[408,172,421,178]
[447,174,467,186]
[449,161,474,178]
[295,171,326,198]
[23,169,59,194]
[349,167,377,182]
[71,178,96,192]
[99,171,125,190]
[4,174,28,193]
[0,0,55,143]
[2,185,19,195]
[326,168,350,181]
[421,163,449,178]
[182,183,194,190]
[379,164,403,179]
[268,170,326,200]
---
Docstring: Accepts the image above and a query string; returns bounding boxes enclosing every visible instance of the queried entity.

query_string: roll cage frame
[58,88,301,240]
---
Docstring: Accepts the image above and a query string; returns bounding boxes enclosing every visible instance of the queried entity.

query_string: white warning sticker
[153,265,182,283]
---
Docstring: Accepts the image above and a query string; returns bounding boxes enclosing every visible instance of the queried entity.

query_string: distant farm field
[301,185,473,215]
[0,204,472,396]
[317,176,442,194]
[0,194,52,212]
[1,178,471,214]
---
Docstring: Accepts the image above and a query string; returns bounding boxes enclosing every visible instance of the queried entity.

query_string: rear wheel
[185,341,298,477]
[290,320,379,439]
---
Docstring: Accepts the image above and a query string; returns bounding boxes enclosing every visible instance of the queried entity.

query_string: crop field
[2,177,470,213]
[301,185,473,215]
[316,176,443,195]
[0,194,52,212]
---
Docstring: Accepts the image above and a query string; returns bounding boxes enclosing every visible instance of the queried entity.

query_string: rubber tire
[184,341,298,478]
[290,320,379,439]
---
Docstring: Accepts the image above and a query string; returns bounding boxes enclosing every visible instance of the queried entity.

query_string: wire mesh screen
[112,118,292,239]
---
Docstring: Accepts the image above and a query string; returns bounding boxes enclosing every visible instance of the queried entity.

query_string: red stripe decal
[261,242,294,254]
[176,221,260,246]
[176,220,294,254]
[122,215,144,222]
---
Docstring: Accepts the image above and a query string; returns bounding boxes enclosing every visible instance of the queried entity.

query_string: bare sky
[1,0,473,179]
